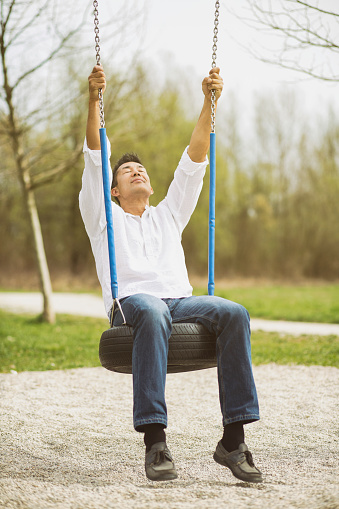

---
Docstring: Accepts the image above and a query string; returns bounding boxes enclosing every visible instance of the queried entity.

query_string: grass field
[0,311,104,373]
[1,283,338,323]
[0,310,338,373]
[194,284,339,323]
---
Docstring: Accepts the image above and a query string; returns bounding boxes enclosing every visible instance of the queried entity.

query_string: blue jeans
[112,294,259,431]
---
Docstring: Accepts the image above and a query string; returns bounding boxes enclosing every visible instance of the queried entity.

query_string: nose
[133,170,141,176]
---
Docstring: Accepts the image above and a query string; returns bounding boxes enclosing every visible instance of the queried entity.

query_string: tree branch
[245,0,339,81]
[0,0,16,36]
[247,43,339,82]
[293,0,339,18]
[11,7,88,91]
[30,143,83,190]
[6,0,50,48]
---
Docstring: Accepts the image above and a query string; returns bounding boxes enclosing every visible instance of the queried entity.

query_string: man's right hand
[88,65,106,102]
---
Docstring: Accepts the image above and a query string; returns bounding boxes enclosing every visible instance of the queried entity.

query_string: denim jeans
[112,294,260,431]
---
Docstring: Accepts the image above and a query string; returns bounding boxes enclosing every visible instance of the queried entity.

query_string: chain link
[94,0,219,132]
[211,0,220,133]
[93,0,105,128]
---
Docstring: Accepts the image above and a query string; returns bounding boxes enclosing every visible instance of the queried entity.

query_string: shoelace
[244,450,255,468]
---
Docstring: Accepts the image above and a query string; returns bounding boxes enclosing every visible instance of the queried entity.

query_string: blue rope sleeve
[99,128,118,301]
[208,131,216,296]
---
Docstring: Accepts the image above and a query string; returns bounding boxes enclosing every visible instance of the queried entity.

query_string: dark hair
[111,152,143,205]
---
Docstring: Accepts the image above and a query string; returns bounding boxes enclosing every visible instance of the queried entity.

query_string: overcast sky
[97,0,338,115]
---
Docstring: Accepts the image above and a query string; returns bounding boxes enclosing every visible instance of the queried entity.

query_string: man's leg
[112,293,177,481]
[113,293,171,430]
[168,295,262,482]
[169,295,259,425]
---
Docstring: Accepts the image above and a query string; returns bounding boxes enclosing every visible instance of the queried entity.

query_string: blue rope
[99,128,118,301]
[208,132,216,296]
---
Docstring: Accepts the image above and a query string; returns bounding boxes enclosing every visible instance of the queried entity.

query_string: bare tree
[242,0,339,82]
[0,0,94,322]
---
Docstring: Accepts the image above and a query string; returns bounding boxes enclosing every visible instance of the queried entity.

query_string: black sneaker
[145,442,178,481]
[213,441,263,483]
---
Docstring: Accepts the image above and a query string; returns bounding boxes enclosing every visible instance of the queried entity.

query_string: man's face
[111,161,153,203]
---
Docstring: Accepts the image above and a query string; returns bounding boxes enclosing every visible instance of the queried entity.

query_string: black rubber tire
[99,323,217,374]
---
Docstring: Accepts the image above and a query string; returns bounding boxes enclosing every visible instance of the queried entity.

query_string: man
[79,65,262,483]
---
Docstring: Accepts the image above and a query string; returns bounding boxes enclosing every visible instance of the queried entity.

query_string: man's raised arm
[187,67,223,163]
[86,65,106,150]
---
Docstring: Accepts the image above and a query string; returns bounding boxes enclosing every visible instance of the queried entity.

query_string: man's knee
[130,294,171,326]
[232,302,250,321]
[216,298,250,328]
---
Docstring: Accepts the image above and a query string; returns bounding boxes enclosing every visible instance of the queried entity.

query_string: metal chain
[211,0,220,133]
[93,0,105,128]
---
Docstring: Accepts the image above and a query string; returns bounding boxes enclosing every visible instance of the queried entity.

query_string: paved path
[0,291,338,336]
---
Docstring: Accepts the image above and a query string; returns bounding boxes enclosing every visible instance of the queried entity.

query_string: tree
[0,0,93,321]
[244,0,339,82]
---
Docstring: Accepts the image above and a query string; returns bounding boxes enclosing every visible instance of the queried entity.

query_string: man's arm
[187,67,223,163]
[86,65,106,150]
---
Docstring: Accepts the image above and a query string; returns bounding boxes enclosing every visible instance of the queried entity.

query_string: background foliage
[1,62,339,288]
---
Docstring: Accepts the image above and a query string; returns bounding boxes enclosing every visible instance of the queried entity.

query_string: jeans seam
[135,417,168,429]
[223,414,260,426]
[216,336,227,420]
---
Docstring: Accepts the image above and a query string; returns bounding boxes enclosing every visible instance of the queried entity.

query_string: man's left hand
[202,67,223,102]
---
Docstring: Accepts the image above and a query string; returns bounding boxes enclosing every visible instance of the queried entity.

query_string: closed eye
[121,166,146,174]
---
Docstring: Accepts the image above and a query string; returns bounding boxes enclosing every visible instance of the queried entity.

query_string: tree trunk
[6,108,55,323]
[17,162,55,323]
[25,183,55,323]
[1,43,55,322]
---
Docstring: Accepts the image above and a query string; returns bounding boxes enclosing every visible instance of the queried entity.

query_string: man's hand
[202,67,223,103]
[187,67,223,162]
[88,65,106,102]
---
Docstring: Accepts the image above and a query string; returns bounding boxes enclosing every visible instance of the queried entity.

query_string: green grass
[0,310,107,373]
[194,284,339,323]
[0,310,338,373]
[251,331,338,367]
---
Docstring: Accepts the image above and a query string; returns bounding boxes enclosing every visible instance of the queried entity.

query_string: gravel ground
[0,364,338,509]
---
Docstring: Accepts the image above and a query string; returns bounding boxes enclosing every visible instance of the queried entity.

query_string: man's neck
[120,198,149,217]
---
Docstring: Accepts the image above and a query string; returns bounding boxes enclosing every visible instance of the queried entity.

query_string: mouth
[132,178,145,183]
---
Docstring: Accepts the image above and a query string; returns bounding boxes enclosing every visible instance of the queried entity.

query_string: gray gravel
[0,364,338,508]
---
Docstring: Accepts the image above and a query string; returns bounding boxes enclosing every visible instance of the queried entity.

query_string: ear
[111,187,120,198]
[150,187,154,195]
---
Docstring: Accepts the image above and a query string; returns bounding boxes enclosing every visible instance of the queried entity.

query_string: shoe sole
[213,452,263,483]
[146,470,178,482]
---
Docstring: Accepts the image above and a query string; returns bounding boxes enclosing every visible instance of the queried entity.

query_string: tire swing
[94,1,221,374]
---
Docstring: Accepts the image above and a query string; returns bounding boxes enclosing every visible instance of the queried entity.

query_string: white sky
[97,0,339,116]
